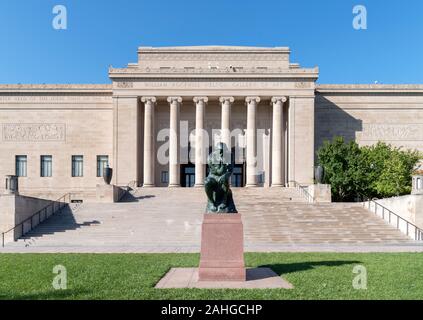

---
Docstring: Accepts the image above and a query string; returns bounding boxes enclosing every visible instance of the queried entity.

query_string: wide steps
[6,187,416,248]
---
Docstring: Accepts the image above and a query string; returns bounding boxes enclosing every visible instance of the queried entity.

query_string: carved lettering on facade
[116,82,134,88]
[138,81,292,89]
[0,95,111,103]
[295,82,311,88]
[2,124,66,142]
[359,124,423,141]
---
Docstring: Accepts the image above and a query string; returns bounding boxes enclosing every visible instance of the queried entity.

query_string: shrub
[317,137,421,201]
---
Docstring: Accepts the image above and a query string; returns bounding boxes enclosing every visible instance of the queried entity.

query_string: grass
[0,252,423,300]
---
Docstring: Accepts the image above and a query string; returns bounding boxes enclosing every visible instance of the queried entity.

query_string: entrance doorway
[181,164,195,187]
[231,164,245,187]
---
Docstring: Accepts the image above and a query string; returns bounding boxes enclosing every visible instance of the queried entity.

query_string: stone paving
[1,188,422,253]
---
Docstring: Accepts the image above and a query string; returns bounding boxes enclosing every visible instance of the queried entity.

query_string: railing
[359,194,423,241]
[288,180,315,203]
[1,193,72,247]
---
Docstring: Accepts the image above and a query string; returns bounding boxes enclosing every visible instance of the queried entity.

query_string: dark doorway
[181,164,195,187]
[231,164,245,187]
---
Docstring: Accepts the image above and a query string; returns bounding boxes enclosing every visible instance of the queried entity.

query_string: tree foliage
[317,137,421,201]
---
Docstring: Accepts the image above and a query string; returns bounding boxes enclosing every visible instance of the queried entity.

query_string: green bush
[317,137,421,201]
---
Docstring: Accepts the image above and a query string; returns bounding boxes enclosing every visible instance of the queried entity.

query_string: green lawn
[0,253,422,300]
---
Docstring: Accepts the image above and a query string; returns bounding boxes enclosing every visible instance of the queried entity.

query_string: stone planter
[103,167,113,185]
[314,165,324,184]
[412,174,423,195]
[4,175,18,195]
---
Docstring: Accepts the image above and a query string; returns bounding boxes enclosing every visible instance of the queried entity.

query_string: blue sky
[0,0,422,84]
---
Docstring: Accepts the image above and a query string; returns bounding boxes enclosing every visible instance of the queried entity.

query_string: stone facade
[0,46,422,199]
[0,85,113,199]
[315,85,423,153]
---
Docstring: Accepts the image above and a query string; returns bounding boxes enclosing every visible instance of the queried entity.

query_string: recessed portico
[109,46,318,187]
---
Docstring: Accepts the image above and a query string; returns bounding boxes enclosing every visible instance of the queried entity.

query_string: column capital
[193,96,209,104]
[141,96,156,104]
[271,96,288,104]
[245,96,261,104]
[167,96,183,104]
[219,96,235,104]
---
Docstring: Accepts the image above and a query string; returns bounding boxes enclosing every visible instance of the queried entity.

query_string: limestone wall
[315,85,423,160]
[2,83,422,194]
[0,85,113,199]
[0,194,54,243]
[373,195,423,229]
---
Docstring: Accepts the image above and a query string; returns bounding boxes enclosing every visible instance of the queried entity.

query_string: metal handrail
[1,193,72,247]
[359,193,423,241]
[288,180,315,203]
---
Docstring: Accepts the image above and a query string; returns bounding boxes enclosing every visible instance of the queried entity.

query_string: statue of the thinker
[205,143,238,213]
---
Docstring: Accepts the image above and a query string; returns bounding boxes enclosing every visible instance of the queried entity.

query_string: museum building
[1,46,422,200]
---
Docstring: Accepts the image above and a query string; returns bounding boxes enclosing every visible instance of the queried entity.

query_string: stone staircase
[3,187,417,252]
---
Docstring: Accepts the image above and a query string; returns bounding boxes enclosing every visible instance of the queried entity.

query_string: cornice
[109,67,319,79]
[316,84,423,94]
[0,84,113,94]
[137,46,291,54]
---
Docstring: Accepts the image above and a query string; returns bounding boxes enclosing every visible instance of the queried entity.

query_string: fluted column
[141,97,156,187]
[219,96,234,148]
[245,97,260,187]
[271,96,287,187]
[194,97,208,187]
[167,96,182,187]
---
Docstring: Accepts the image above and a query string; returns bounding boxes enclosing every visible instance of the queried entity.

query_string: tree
[374,147,420,197]
[317,137,364,201]
[317,137,421,201]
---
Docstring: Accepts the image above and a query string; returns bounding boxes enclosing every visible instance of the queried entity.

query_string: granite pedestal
[198,213,246,281]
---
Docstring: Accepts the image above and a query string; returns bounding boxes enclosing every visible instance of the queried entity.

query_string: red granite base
[198,213,246,282]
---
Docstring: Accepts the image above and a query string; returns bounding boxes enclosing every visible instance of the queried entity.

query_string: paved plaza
[1,188,422,253]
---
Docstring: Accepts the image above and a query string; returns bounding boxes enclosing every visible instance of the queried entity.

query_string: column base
[271,184,284,188]
[245,184,259,188]
[194,184,205,188]
[142,184,155,188]
[168,184,181,188]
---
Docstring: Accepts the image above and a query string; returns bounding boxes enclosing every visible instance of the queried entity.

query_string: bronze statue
[205,143,237,213]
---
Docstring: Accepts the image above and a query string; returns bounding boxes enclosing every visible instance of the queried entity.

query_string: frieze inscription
[137,81,299,90]
[358,124,423,141]
[0,95,111,103]
[2,123,66,142]
[116,82,134,88]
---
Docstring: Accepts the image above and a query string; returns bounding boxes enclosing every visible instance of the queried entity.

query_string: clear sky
[0,0,422,84]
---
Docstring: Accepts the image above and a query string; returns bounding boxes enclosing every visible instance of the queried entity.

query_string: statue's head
[213,142,231,164]
[217,142,231,156]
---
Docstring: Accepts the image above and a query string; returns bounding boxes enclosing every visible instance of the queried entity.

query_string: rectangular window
[15,155,27,177]
[97,155,109,177]
[40,155,52,177]
[72,155,83,177]
[161,171,169,184]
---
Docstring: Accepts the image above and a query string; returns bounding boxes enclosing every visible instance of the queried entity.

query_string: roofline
[316,84,423,94]
[137,45,291,54]
[0,84,113,94]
